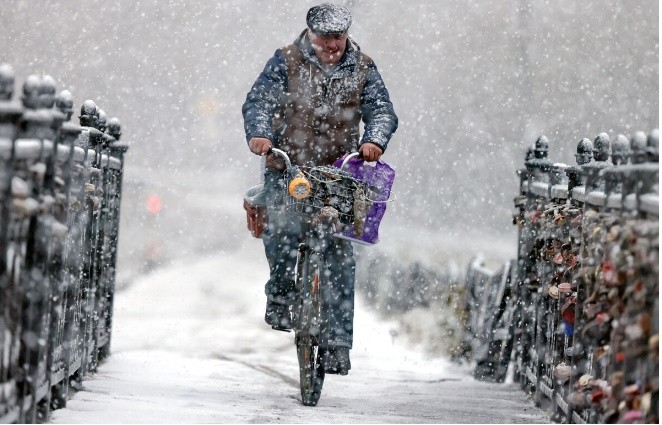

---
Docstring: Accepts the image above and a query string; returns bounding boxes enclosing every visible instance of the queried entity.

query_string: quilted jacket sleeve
[242,50,288,143]
[360,62,398,153]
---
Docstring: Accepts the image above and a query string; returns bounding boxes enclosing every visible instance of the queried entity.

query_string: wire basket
[285,165,369,225]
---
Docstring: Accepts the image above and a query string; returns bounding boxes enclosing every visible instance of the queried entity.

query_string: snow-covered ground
[50,238,548,423]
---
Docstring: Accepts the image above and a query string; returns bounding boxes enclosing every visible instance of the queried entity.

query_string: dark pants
[262,170,355,348]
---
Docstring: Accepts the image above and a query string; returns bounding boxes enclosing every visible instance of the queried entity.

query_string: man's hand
[248,137,272,155]
[360,142,383,162]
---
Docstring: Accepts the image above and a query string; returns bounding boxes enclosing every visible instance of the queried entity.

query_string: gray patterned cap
[306,3,352,35]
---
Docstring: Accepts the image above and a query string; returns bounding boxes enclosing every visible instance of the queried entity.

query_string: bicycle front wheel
[296,333,325,406]
[294,247,327,407]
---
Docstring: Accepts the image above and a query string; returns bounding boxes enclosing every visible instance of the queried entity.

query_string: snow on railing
[0,67,128,423]
[464,132,659,423]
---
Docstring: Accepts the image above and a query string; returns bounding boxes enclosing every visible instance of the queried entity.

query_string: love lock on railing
[465,130,658,424]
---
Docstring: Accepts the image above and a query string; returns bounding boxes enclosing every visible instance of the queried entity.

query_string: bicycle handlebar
[267,148,361,171]
[268,147,292,169]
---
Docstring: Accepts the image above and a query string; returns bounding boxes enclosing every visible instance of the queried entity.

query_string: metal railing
[0,66,128,423]
[465,131,658,423]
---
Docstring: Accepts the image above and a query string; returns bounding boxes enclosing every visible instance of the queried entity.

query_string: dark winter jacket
[242,30,398,171]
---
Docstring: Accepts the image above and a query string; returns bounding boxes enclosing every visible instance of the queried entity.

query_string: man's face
[309,30,348,65]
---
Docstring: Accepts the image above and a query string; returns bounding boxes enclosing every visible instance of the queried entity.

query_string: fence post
[97,118,127,362]
[59,100,97,397]
[524,135,553,407]
[46,89,82,412]
[511,146,534,386]
[0,64,23,424]
[75,100,104,378]
[13,74,62,423]
[84,108,108,374]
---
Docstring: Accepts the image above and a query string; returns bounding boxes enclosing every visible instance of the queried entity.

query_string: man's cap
[306,3,352,36]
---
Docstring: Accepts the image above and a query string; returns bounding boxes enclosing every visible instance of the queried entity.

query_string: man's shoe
[326,346,351,375]
[265,302,292,330]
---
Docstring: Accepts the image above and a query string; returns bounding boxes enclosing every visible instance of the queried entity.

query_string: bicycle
[268,148,374,407]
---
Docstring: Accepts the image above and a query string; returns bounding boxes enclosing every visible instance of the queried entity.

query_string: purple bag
[333,156,396,245]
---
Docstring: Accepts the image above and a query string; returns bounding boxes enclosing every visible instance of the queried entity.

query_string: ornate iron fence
[466,131,658,423]
[0,65,128,423]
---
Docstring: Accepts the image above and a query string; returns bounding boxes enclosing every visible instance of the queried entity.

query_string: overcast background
[1,0,658,277]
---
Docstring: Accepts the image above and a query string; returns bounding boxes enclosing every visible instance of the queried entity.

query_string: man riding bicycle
[242,3,398,375]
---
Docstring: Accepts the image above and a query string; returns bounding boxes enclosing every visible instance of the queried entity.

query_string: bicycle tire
[296,334,325,406]
[294,245,327,407]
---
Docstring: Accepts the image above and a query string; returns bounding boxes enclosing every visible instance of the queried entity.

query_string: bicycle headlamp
[289,171,311,200]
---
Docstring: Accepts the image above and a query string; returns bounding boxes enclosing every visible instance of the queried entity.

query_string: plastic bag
[333,156,395,245]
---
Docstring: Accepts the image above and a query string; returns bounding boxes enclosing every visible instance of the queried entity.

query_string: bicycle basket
[285,165,368,226]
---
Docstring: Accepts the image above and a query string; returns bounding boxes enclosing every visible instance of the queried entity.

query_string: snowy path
[50,240,548,423]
